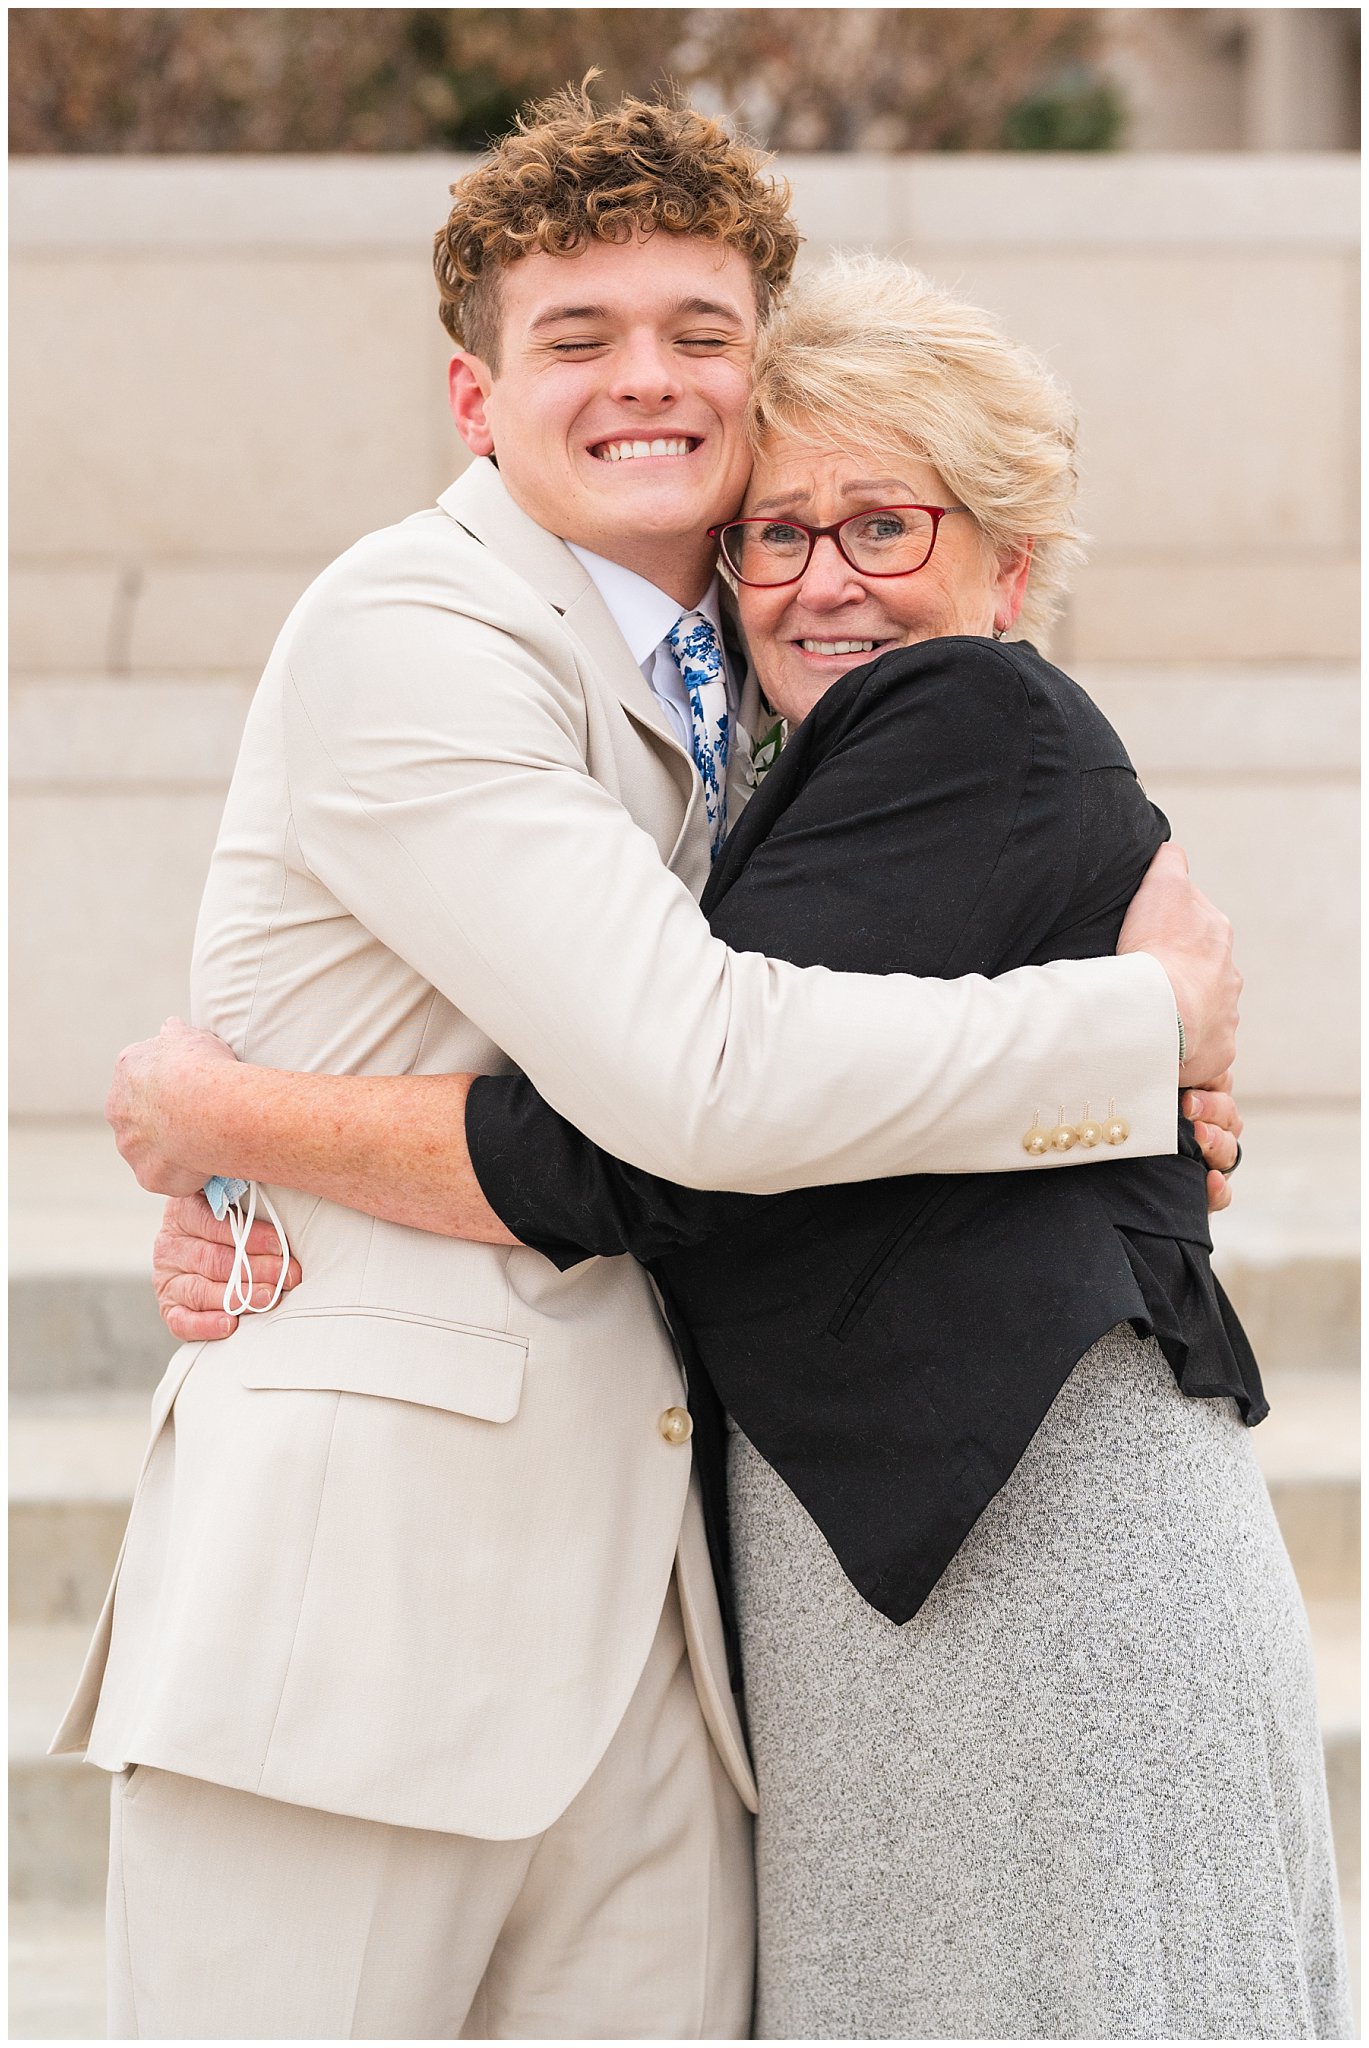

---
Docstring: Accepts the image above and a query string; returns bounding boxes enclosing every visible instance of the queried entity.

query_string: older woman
[451,257,1351,2039]
[108,257,1348,2039]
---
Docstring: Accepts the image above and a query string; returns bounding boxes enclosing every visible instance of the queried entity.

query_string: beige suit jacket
[54,459,1179,1838]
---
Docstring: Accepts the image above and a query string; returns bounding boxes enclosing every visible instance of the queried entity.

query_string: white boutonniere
[750,717,788,786]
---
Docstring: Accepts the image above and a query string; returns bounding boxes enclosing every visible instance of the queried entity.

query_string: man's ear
[449,351,496,458]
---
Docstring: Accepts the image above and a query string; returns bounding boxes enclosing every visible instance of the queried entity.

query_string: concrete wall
[10,155,1359,1118]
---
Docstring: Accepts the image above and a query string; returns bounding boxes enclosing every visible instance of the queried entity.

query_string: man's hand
[106,1017,239,1195]
[1118,844,1241,1086]
[155,1193,303,1343]
[1185,1070,1242,1215]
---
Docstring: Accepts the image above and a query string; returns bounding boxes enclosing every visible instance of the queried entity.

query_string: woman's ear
[448,351,496,458]
[993,538,1034,635]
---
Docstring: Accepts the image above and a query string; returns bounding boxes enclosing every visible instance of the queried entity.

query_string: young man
[64,90,1238,2039]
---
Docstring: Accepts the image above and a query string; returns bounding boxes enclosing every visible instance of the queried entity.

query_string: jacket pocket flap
[240,1309,526,1423]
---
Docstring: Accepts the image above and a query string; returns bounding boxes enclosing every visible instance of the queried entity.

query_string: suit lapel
[438,458,584,608]
[437,460,693,769]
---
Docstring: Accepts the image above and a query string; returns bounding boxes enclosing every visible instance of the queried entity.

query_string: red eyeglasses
[708,504,968,587]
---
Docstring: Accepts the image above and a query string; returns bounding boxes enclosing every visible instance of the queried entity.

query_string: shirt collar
[565,544,726,669]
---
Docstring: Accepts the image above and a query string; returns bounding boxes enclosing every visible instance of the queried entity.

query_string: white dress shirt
[566,543,738,754]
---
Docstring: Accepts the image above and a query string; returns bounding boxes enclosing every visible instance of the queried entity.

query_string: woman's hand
[1184,1070,1243,1214]
[154,1192,303,1342]
[106,1017,238,1194]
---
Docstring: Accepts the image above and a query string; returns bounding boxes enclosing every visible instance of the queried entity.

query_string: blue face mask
[203,1175,249,1221]
[202,1177,291,1317]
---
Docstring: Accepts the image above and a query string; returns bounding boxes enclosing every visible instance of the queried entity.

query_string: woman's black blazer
[467,637,1263,1628]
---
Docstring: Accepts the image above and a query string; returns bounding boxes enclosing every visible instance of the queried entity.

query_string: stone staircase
[8,1112,1359,2037]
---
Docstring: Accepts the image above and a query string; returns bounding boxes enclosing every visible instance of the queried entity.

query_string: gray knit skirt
[728,1324,1353,2040]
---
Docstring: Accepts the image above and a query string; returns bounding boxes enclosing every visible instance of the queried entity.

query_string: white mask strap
[221,1182,291,1318]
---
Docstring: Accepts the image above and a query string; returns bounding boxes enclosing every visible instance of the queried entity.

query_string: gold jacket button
[659,1406,693,1445]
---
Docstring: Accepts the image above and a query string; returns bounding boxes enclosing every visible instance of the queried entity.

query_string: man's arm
[112,823,1235,1213]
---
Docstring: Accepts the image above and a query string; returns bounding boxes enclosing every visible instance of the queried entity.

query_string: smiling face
[735,437,1032,725]
[448,231,758,606]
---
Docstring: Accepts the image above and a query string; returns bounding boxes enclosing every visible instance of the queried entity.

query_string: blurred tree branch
[9,8,1121,155]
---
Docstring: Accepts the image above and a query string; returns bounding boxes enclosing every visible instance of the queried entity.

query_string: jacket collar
[436,459,687,759]
[437,457,584,610]
[435,459,769,871]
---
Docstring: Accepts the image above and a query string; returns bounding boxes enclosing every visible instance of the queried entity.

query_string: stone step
[9,1272,174,1401]
[10,1397,150,1624]
[9,1900,107,2041]
[1216,1248,1360,1380]
[11,1625,112,1906]
[1208,1105,1361,1382]
[10,1119,174,1401]
[1252,1363,1361,1602]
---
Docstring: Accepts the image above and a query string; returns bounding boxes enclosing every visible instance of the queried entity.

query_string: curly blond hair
[433,83,799,367]
[748,254,1086,639]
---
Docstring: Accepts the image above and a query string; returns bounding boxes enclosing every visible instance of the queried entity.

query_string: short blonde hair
[434,84,799,368]
[747,254,1084,639]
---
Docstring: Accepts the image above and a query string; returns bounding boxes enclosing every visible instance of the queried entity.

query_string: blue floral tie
[668,610,731,859]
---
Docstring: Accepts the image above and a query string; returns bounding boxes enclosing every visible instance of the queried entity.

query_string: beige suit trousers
[106,1579,754,2040]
